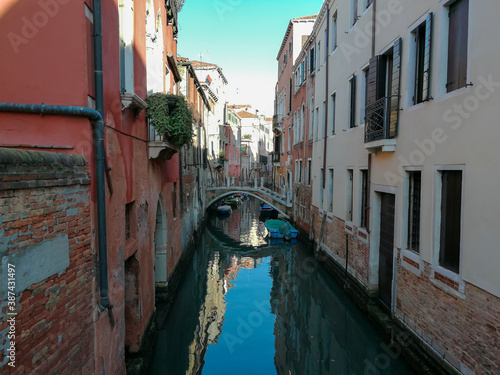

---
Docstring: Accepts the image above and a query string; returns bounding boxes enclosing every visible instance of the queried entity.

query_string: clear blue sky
[178,0,324,117]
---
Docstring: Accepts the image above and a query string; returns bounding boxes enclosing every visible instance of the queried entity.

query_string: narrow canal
[149,197,416,375]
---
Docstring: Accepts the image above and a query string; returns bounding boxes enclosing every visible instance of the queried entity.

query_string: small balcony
[272,115,282,135]
[364,96,399,153]
[271,152,281,167]
[148,125,180,160]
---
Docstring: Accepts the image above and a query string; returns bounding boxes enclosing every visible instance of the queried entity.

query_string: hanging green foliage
[146,93,194,147]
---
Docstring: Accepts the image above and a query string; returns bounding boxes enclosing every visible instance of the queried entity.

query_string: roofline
[193,65,228,85]
[277,15,317,60]
[293,4,328,72]
[178,61,211,109]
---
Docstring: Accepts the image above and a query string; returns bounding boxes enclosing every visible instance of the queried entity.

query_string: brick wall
[310,206,371,289]
[396,255,500,375]
[293,183,312,234]
[0,149,94,374]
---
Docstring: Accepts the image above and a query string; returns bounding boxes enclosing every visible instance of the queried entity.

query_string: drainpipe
[93,0,110,313]
[367,0,377,233]
[0,104,110,312]
[0,0,110,313]
[322,5,330,189]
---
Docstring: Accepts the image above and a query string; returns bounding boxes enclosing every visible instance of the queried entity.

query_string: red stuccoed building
[0,0,206,373]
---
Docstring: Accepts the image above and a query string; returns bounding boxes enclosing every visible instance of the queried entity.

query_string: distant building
[235,107,273,181]
[274,14,317,197]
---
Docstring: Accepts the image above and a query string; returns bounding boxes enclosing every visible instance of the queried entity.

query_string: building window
[360,169,368,228]
[299,160,303,183]
[439,170,462,273]
[346,169,353,221]
[321,100,326,139]
[295,160,299,182]
[329,93,336,135]
[366,38,402,141]
[324,29,328,63]
[317,42,321,71]
[349,75,357,128]
[301,105,305,141]
[351,0,359,26]
[119,0,134,93]
[307,159,312,185]
[309,99,314,139]
[314,107,319,140]
[327,169,334,212]
[407,171,421,252]
[172,182,177,218]
[319,168,324,210]
[331,12,337,52]
[413,14,433,104]
[361,67,368,123]
[125,202,133,241]
[447,0,468,93]
[309,45,316,74]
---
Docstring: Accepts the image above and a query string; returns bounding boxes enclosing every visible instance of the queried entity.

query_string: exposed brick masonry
[0,149,95,374]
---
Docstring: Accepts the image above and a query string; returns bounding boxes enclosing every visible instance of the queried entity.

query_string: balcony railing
[364,96,399,152]
[148,123,180,160]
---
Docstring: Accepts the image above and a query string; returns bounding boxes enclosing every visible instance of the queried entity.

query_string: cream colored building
[304,1,500,374]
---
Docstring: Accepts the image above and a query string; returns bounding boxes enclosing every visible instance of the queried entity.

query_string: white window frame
[119,0,135,93]
[331,11,338,53]
[431,165,465,297]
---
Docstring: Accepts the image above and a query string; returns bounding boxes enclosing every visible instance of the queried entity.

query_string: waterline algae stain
[148,198,415,375]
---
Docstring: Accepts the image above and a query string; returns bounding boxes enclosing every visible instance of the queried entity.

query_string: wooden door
[379,193,395,308]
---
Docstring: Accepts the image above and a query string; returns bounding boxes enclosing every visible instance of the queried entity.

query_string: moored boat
[217,205,232,214]
[224,197,240,206]
[264,219,299,240]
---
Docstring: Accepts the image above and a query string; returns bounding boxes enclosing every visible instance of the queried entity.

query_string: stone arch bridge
[206,186,292,218]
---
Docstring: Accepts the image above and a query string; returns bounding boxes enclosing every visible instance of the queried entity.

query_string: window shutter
[447,0,468,92]
[389,37,402,138]
[457,0,469,90]
[350,75,357,128]
[422,13,433,101]
[367,55,381,105]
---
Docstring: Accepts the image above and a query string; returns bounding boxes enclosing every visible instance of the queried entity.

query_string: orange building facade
[0,0,207,373]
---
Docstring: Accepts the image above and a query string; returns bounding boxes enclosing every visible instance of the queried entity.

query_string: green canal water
[148,198,416,375]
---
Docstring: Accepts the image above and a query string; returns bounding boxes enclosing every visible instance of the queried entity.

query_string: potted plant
[218,149,226,163]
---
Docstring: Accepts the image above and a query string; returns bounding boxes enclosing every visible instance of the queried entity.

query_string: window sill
[357,227,369,244]
[435,85,470,103]
[345,221,354,235]
[148,139,180,160]
[430,266,465,299]
[364,138,396,153]
[401,249,423,277]
[121,92,147,116]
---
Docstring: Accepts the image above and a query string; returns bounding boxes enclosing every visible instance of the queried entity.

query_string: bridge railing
[206,178,292,206]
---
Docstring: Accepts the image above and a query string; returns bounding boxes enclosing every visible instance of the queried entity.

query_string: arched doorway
[154,198,168,287]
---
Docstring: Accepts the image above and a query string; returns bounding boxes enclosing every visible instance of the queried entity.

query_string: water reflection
[149,198,415,375]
